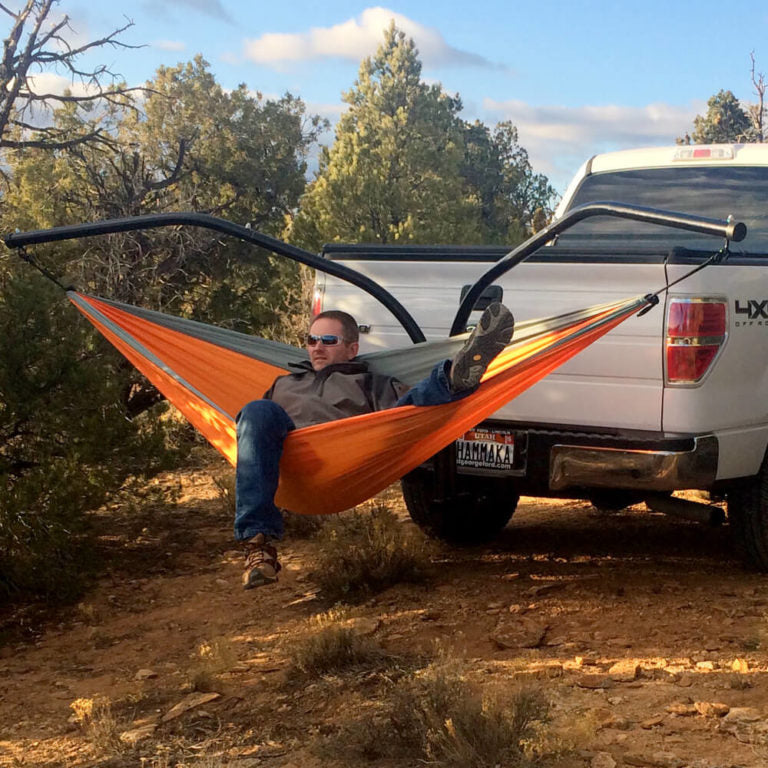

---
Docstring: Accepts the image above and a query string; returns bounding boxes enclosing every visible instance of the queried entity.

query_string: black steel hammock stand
[4,203,746,342]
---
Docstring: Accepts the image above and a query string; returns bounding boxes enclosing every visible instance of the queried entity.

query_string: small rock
[607,696,625,706]
[508,603,527,614]
[347,617,380,636]
[608,659,639,682]
[731,658,749,673]
[723,706,762,723]
[675,673,694,687]
[501,572,520,581]
[135,668,157,680]
[215,579,228,587]
[119,724,157,744]
[624,752,684,768]
[162,692,221,723]
[576,674,613,690]
[695,660,716,671]
[601,714,632,730]
[528,581,567,597]
[694,701,729,717]
[490,616,547,649]
[591,752,617,768]
[665,701,697,716]
[641,714,665,729]
[486,601,505,610]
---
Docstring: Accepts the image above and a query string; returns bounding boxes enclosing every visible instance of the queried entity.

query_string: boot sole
[451,304,515,390]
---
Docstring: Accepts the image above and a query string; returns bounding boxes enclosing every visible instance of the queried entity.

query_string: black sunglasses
[305,333,348,346]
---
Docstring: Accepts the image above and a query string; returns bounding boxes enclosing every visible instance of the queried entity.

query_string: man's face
[307,317,359,371]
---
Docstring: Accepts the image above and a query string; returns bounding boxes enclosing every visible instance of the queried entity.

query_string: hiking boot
[242,533,282,589]
[450,303,515,392]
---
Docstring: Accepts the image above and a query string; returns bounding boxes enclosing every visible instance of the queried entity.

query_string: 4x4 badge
[735,299,768,320]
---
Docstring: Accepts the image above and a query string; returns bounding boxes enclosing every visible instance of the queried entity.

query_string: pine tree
[680,90,752,144]
[291,25,555,250]
[292,24,479,248]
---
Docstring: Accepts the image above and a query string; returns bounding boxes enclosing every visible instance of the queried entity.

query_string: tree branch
[0,126,111,149]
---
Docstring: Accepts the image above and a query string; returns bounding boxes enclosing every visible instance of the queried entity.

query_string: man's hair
[311,310,359,343]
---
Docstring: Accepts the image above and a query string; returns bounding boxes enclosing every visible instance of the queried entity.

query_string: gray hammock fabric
[86,294,630,386]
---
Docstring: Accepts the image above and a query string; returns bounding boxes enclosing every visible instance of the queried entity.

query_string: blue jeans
[234,360,470,541]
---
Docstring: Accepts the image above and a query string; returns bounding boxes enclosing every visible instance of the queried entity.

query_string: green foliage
[291,24,555,250]
[0,271,180,599]
[3,56,322,331]
[0,56,323,600]
[313,505,430,601]
[463,120,556,244]
[680,89,753,144]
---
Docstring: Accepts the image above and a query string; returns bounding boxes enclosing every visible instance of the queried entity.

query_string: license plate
[456,428,514,471]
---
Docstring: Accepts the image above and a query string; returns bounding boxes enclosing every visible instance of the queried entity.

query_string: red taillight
[311,287,323,316]
[666,299,727,384]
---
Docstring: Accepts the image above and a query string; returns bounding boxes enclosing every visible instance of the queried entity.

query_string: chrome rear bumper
[549,435,718,492]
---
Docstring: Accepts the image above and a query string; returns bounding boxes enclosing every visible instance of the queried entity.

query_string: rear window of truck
[557,166,768,253]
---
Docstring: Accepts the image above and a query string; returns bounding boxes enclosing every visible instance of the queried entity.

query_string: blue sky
[38,0,768,191]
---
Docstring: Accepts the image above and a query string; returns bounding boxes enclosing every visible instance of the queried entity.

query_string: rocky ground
[2,457,768,768]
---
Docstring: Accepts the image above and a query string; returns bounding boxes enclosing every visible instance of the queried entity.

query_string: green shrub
[0,273,184,600]
[312,504,430,601]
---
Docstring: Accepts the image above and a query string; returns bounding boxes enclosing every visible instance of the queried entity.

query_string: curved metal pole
[4,212,428,344]
[450,202,747,336]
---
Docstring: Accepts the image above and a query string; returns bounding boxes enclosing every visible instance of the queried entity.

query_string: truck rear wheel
[401,469,518,544]
[727,463,768,571]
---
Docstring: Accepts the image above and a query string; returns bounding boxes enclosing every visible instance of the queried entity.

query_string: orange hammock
[69,291,651,515]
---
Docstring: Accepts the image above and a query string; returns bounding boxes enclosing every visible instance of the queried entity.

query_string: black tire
[401,468,518,544]
[727,464,768,571]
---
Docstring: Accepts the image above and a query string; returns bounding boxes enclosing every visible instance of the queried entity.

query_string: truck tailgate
[319,257,667,431]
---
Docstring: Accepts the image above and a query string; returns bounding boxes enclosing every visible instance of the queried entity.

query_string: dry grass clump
[283,509,325,538]
[70,696,125,757]
[212,472,237,518]
[288,606,389,678]
[186,636,237,692]
[313,504,430,601]
[327,659,549,768]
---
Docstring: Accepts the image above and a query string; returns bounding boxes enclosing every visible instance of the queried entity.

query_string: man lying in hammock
[235,302,515,589]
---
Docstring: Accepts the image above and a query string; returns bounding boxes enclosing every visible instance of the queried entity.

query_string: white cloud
[482,98,707,190]
[243,7,501,70]
[310,102,348,121]
[25,72,97,99]
[153,39,186,52]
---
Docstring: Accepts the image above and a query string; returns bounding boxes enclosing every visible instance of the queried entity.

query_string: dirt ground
[2,458,768,768]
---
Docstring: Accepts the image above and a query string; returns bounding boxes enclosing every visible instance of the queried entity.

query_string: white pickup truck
[315,143,768,570]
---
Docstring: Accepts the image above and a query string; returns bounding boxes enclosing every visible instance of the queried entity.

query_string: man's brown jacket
[263,359,408,429]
